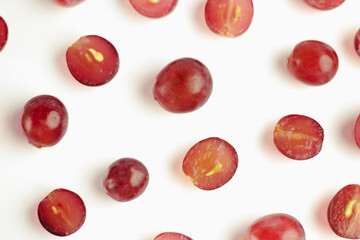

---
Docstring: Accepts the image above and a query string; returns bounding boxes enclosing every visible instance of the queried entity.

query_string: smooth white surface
[0,0,360,239]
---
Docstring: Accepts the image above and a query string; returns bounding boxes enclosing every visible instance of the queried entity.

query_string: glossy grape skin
[183,137,238,190]
[66,35,119,86]
[243,213,305,240]
[0,16,8,51]
[328,184,360,239]
[287,40,339,86]
[273,114,324,160]
[21,95,68,148]
[205,0,254,38]
[354,29,360,57]
[154,232,193,240]
[304,0,345,10]
[104,158,149,202]
[129,0,178,18]
[38,188,86,237]
[153,58,213,113]
[54,0,84,7]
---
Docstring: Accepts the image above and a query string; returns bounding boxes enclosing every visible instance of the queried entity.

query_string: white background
[0,0,360,239]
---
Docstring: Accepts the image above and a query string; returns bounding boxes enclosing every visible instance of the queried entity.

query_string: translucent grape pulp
[154,232,193,240]
[129,0,178,18]
[304,0,345,10]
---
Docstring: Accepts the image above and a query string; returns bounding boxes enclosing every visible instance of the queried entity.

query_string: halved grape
[66,35,119,86]
[38,188,86,236]
[183,137,238,190]
[129,0,178,18]
[0,16,8,51]
[205,0,254,37]
[154,232,193,240]
[304,0,345,10]
[153,57,213,113]
[328,184,360,239]
[273,114,324,160]
[287,40,339,86]
[104,158,149,202]
[243,213,305,240]
[21,95,68,148]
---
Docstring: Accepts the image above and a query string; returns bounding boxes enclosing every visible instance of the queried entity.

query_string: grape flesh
[328,184,360,239]
[37,188,86,236]
[153,57,213,113]
[129,0,178,18]
[304,0,345,10]
[154,232,193,240]
[182,137,238,190]
[243,213,305,240]
[205,0,254,38]
[104,158,149,202]
[287,40,339,86]
[0,16,8,51]
[273,114,324,160]
[21,95,68,148]
[66,35,119,86]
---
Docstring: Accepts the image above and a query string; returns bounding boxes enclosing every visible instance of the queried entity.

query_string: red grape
[354,29,360,57]
[273,114,324,160]
[38,188,86,236]
[205,0,254,38]
[153,57,213,113]
[287,40,339,86]
[243,213,305,240]
[328,184,360,239]
[21,95,68,148]
[154,232,193,240]
[104,158,149,202]
[182,137,238,190]
[54,0,84,7]
[129,0,178,18]
[66,35,119,86]
[0,16,8,52]
[304,0,345,10]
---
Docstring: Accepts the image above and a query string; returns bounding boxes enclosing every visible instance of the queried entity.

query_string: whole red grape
[21,95,68,148]
[287,40,339,86]
[153,57,213,113]
[0,16,8,51]
[304,0,345,10]
[354,29,360,57]
[104,158,149,202]
[243,213,305,240]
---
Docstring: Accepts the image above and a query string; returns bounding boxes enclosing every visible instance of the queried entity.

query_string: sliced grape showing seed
[183,137,238,190]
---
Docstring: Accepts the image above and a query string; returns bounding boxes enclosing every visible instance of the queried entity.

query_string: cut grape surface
[205,0,254,37]
[154,232,193,240]
[153,57,213,113]
[304,0,345,10]
[287,40,338,85]
[54,0,84,7]
[328,184,360,239]
[182,137,238,190]
[129,0,178,18]
[0,16,8,51]
[354,115,360,149]
[104,158,149,202]
[243,213,305,240]
[355,29,360,57]
[66,35,119,86]
[21,95,68,148]
[38,188,86,237]
[273,114,324,160]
